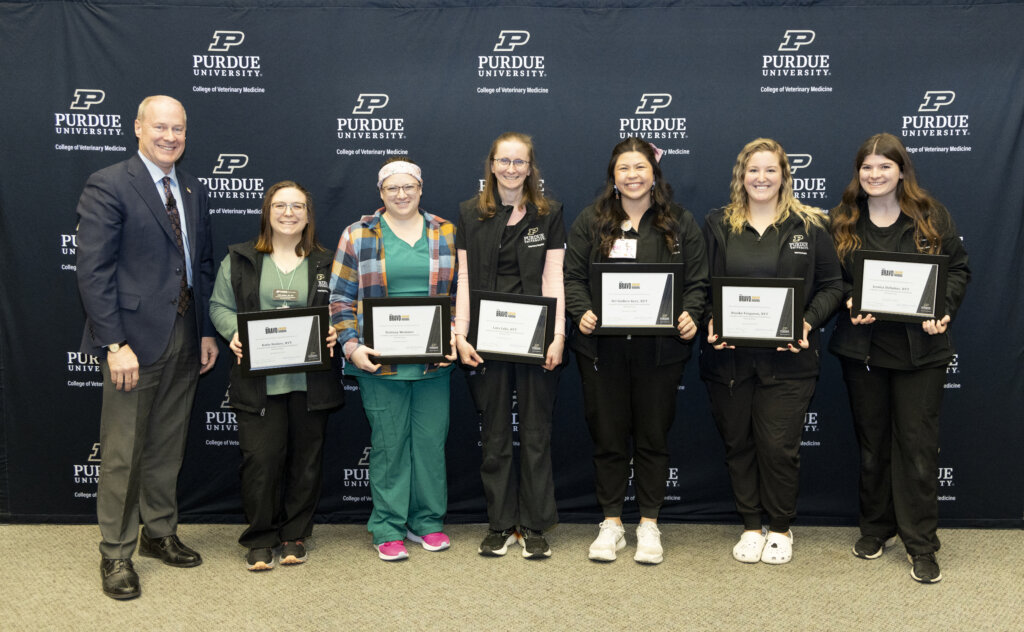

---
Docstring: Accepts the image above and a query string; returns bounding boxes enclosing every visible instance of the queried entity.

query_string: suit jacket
[76,153,215,366]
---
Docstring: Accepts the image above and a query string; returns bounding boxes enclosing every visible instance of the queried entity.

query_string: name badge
[273,289,300,303]
[609,238,637,259]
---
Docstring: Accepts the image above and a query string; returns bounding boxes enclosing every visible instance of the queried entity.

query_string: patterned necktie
[162,176,191,315]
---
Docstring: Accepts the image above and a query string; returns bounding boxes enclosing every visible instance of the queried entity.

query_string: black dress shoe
[138,532,203,568]
[101,558,140,600]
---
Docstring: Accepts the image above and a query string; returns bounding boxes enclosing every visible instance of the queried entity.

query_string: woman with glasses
[209,180,344,571]
[829,133,969,584]
[565,137,708,565]
[454,132,566,558]
[701,138,842,565]
[330,158,458,561]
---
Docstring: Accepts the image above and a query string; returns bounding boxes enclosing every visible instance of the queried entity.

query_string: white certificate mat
[600,272,674,327]
[238,306,331,376]
[362,296,452,364]
[712,277,803,348]
[369,304,442,356]
[853,251,948,323]
[720,285,794,340]
[476,300,547,357]
[468,291,556,365]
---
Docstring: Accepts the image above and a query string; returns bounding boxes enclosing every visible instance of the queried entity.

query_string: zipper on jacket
[728,378,735,397]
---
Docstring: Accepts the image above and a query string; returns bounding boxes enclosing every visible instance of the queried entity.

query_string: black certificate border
[362,296,452,364]
[712,277,804,348]
[852,250,949,323]
[468,291,557,365]
[591,263,686,336]
[237,305,332,376]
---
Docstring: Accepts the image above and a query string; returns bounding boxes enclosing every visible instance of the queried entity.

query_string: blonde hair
[722,137,826,234]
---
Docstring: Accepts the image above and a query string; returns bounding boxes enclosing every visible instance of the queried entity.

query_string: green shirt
[209,253,310,395]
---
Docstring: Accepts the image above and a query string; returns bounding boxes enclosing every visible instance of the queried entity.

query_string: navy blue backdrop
[1,0,1021,528]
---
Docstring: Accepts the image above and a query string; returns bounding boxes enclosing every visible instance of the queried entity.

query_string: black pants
[577,336,684,519]
[465,360,560,531]
[236,391,328,548]
[840,359,945,555]
[705,368,815,533]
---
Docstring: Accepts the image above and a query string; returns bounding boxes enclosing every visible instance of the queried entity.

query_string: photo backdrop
[1,0,1021,528]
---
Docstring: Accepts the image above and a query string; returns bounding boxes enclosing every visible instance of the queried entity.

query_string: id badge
[609,238,637,259]
[273,289,300,303]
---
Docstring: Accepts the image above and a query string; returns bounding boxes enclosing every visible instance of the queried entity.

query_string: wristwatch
[107,341,128,353]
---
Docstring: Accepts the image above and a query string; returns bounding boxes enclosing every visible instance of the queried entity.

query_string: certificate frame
[852,250,948,323]
[591,263,686,336]
[362,296,452,364]
[237,305,332,376]
[712,277,804,348]
[468,291,557,365]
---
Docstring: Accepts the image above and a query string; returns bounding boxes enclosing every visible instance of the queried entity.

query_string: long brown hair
[592,136,679,256]
[722,137,826,234]
[476,131,550,219]
[831,133,946,262]
[255,180,325,255]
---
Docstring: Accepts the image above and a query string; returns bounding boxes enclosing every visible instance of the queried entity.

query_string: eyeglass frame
[270,202,308,212]
[492,157,530,169]
[381,183,422,196]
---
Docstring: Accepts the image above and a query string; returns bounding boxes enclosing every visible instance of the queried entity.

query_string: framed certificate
[468,291,556,365]
[853,251,948,323]
[712,277,804,348]
[362,296,452,364]
[591,263,685,335]
[237,306,332,376]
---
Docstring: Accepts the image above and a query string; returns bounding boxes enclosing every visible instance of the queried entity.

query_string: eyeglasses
[382,184,421,196]
[493,158,530,169]
[271,202,307,212]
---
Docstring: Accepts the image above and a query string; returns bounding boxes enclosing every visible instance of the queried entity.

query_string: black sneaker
[908,552,942,584]
[246,547,275,571]
[852,534,898,559]
[519,526,552,559]
[280,540,307,565]
[478,527,517,556]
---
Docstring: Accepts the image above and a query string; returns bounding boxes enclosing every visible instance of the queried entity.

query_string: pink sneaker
[406,530,450,552]
[374,540,409,561]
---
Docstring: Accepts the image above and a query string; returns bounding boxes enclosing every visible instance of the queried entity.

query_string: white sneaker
[634,522,664,564]
[732,527,767,563]
[760,530,793,564]
[588,520,626,562]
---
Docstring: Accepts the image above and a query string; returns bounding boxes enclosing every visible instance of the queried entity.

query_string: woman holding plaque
[455,132,566,559]
[329,158,457,562]
[829,133,969,584]
[701,138,842,565]
[565,137,708,565]
[209,180,344,571]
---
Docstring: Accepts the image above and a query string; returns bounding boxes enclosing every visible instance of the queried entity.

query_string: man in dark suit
[76,95,219,600]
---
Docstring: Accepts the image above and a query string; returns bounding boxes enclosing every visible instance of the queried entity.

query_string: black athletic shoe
[519,526,552,559]
[909,552,942,584]
[852,534,898,559]
[280,540,307,565]
[478,527,517,557]
[246,547,275,571]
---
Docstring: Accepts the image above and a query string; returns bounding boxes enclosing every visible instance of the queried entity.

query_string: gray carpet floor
[3,523,1021,631]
